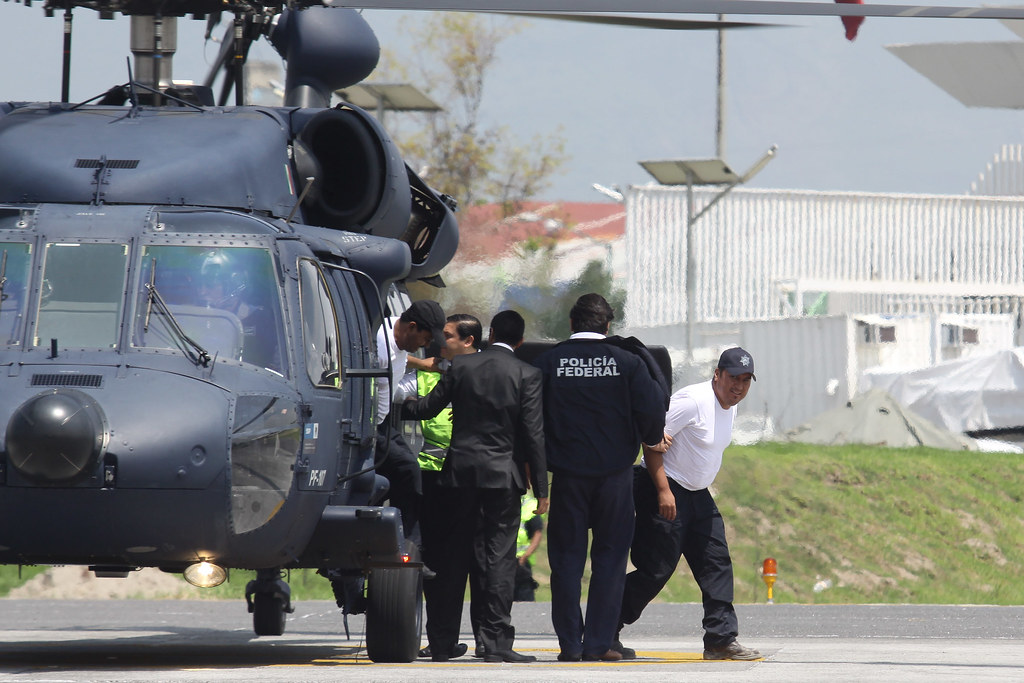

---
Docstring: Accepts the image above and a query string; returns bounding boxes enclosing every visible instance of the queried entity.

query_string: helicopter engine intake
[296,107,410,234]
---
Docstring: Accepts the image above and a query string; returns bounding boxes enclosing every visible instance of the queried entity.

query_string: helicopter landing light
[184,561,227,588]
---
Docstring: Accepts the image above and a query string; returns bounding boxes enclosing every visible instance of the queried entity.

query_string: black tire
[365,565,423,662]
[253,592,287,636]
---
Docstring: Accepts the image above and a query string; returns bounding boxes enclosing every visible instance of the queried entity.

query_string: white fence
[971,144,1024,197]
[624,186,1024,333]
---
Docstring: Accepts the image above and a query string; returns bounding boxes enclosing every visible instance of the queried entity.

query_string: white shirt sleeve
[394,370,419,402]
[664,392,699,439]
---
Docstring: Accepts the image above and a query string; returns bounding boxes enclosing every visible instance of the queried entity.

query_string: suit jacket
[401,345,547,497]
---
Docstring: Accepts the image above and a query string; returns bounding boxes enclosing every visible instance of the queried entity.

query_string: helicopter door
[322,264,377,456]
[295,258,345,492]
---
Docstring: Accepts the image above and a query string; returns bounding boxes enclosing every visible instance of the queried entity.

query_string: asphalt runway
[0,599,1022,682]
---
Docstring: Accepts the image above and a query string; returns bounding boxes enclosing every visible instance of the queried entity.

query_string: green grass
[4,442,1023,605]
[0,565,46,596]
[531,442,1024,605]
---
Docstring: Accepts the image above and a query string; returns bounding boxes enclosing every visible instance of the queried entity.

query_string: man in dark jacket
[533,293,667,662]
[402,310,547,664]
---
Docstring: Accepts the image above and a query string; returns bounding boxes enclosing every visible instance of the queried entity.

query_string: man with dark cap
[533,293,667,662]
[617,347,761,661]
[325,298,447,617]
[374,299,447,543]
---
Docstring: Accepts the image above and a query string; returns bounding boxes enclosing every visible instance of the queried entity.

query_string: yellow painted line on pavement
[284,649,764,667]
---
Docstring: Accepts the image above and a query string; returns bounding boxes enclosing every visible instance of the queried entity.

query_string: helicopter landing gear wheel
[245,569,294,637]
[365,563,423,662]
[253,592,287,636]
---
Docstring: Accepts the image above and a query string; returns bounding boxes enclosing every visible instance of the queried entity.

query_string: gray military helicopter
[3,0,1024,666]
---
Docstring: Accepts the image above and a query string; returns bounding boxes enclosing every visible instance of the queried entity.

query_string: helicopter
[4,0,1024,667]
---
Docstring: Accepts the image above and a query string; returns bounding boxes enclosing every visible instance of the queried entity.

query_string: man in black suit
[402,310,548,663]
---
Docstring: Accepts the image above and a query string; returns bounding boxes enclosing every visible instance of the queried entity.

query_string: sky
[3,3,1023,202]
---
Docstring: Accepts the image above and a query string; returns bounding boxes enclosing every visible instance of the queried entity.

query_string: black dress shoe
[418,645,432,658]
[431,643,468,661]
[557,651,582,662]
[483,649,536,663]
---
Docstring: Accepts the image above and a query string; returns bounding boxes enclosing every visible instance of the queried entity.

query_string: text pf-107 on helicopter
[0,0,461,662]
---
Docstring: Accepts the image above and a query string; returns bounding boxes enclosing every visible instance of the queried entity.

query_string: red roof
[456,201,625,262]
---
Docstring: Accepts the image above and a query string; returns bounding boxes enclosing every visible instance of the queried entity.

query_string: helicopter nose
[6,389,107,484]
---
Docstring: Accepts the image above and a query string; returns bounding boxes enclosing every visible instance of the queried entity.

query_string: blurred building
[621,185,1024,435]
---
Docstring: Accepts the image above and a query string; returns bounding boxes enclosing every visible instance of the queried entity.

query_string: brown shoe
[611,638,636,660]
[582,649,623,662]
[703,641,762,661]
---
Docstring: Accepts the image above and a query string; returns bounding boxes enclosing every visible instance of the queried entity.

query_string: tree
[381,13,567,212]
[526,256,626,341]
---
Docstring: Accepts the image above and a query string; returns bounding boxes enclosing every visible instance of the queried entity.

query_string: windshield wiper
[144,261,212,368]
[0,249,7,319]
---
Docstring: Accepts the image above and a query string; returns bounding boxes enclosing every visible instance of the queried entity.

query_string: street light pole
[686,168,697,360]
[641,146,779,362]
[716,14,726,160]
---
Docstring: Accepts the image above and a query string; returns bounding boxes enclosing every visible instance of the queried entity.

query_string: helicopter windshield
[35,242,128,350]
[133,245,287,375]
[0,242,32,348]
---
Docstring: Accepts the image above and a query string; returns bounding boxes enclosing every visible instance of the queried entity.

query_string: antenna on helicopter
[61,3,73,102]
[125,58,139,109]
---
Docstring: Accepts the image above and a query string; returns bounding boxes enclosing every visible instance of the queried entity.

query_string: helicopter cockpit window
[34,243,128,349]
[133,245,287,375]
[0,242,32,348]
[298,259,341,388]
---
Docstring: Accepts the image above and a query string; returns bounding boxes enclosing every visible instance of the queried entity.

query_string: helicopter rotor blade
[15,0,1024,22]
[491,12,776,30]
[328,0,1024,22]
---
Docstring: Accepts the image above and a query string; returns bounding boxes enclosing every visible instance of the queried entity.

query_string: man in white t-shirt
[615,347,762,662]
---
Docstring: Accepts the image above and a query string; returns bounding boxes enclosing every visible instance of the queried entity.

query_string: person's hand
[406,355,441,372]
[657,488,676,521]
[647,438,671,454]
[535,497,550,515]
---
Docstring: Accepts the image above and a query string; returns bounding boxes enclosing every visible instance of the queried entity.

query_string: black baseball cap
[404,299,446,348]
[718,347,756,380]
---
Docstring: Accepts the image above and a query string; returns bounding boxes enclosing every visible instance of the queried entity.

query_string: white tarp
[861,348,1024,433]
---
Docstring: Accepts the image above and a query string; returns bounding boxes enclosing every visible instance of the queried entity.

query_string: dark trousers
[620,466,738,649]
[547,466,634,657]
[374,421,422,541]
[421,470,484,648]
[424,485,519,656]
[514,560,538,602]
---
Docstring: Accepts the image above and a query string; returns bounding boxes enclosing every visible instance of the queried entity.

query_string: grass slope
[2,443,1021,605]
